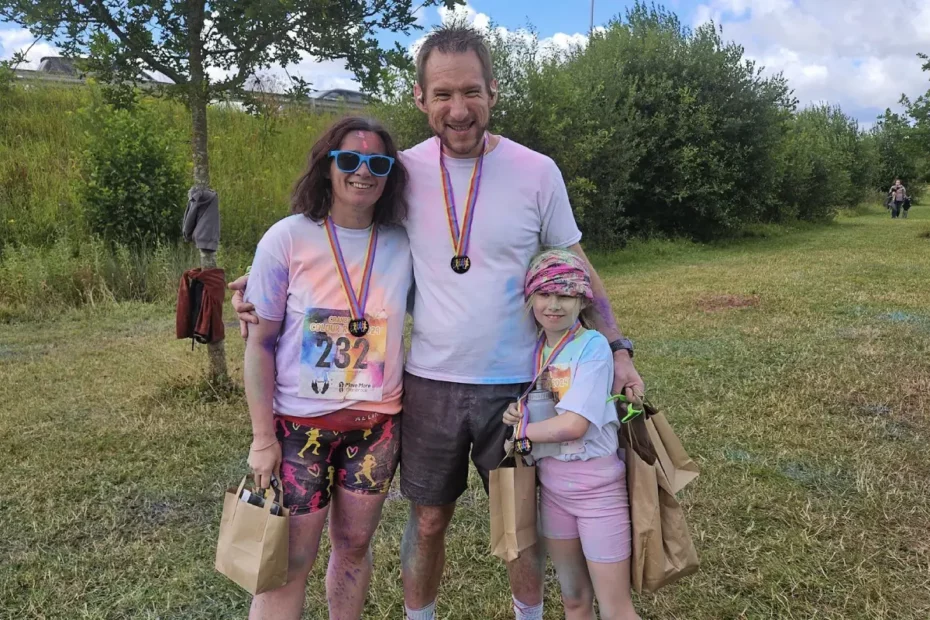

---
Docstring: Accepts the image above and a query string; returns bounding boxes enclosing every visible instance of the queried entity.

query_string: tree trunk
[189,0,228,385]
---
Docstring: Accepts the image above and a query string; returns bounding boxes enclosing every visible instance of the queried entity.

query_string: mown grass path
[2,206,929,619]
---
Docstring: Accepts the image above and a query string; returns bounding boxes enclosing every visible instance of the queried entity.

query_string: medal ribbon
[438,133,489,259]
[324,217,378,324]
[514,321,584,440]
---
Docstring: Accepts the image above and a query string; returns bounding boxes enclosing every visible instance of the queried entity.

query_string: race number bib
[546,364,585,456]
[299,308,388,402]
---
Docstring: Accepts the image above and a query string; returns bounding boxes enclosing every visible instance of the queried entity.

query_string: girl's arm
[244,317,283,488]
[525,411,590,444]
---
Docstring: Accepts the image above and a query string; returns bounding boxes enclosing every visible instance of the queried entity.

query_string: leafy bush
[77,92,189,248]
[775,105,868,221]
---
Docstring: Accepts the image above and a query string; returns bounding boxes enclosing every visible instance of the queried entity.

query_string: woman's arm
[525,411,590,444]
[244,317,283,488]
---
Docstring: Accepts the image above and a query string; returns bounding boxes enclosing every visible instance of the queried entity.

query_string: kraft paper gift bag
[622,409,700,594]
[647,411,700,495]
[489,456,538,562]
[215,475,290,595]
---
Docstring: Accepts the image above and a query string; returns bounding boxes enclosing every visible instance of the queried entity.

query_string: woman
[243,116,411,619]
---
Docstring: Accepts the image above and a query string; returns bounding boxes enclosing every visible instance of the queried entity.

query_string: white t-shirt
[401,137,583,384]
[541,329,620,462]
[244,214,413,417]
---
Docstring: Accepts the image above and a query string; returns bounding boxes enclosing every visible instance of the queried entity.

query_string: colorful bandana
[524,249,593,301]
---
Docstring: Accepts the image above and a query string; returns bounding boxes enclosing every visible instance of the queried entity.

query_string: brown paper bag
[489,457,538,562]
[623,414,700,593]
[646,475,700,593]
[648,412,700,494]
[215,476,290,595]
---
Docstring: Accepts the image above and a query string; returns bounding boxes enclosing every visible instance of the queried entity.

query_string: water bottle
[526,389,562,459]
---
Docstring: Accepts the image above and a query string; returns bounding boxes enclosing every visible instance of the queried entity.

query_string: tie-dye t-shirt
[539,329,619,462]
[245,214,413,418]
[401,137,582,384]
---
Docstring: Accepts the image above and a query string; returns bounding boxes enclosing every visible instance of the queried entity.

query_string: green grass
[2,205,930,619]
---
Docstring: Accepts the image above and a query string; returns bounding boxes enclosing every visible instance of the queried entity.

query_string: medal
[450,255,471,274]
[439,134,489,274]
[324,217,377,338]
[348,318,370,338]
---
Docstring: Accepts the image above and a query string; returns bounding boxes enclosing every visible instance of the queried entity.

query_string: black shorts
[400,372,528,506]
[275,414,400,516]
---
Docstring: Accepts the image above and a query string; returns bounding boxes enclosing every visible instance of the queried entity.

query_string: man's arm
[566,242,645,402]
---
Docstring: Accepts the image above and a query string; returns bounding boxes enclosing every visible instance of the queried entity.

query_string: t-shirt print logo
[548,365,572,401]
[311,377,330,395]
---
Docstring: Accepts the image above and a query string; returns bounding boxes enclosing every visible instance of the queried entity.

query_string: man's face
[416,50,497,158]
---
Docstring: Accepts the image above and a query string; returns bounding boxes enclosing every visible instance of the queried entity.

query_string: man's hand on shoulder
[228,274,257,339]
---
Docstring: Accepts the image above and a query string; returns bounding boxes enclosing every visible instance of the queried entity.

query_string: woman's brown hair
[291,116,407,225]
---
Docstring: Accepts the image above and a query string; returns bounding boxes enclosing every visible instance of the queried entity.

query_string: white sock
[405,601,436,620]
[513,596,544,620]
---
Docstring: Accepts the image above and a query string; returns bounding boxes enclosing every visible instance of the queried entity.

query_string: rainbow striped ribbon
[438,133,489,260]
[514,320,584,441]
[324,217,378,324]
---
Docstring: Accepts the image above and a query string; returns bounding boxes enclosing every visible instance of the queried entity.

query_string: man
[231,25,644,620]
[890,179,907,219]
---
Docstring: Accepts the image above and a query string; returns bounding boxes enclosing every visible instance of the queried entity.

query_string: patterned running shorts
[274,412,400,516]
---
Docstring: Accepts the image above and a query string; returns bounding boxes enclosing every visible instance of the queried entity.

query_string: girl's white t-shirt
[540,329,620,462]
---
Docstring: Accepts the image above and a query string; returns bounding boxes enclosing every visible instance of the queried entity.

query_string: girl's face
[533,293,583,334]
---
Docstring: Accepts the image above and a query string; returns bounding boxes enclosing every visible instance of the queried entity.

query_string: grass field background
[2,205,929,619]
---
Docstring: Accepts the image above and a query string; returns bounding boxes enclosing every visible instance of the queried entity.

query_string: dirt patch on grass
[697,294,761,313]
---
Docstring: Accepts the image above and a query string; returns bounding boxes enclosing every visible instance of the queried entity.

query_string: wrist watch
[608,337,634,359]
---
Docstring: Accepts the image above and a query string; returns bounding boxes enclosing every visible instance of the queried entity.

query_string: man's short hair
[416,24,494,93]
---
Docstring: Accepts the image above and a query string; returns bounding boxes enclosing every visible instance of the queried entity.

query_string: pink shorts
[538,453,631,563]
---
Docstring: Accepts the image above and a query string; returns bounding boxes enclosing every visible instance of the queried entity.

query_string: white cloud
[417,1,589,62]
[256,55,360,92]
[0,28,59,69]
[694,0,930,119]
[438,2,480,25]
[414,5,429,28]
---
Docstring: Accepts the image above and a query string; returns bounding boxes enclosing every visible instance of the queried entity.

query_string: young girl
[503,250,639,620]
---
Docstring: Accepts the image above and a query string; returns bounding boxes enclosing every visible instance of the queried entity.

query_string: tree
[899,52,930,187]
[0,0,459,384]
[871,109,921,194]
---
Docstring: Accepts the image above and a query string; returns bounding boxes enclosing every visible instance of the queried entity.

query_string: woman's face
[329,130,389,212]
[533,293,583,334]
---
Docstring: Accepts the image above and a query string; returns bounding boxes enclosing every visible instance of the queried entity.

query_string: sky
[2,0,929,126]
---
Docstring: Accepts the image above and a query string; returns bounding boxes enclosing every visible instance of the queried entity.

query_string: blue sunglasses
[328,150,395,177]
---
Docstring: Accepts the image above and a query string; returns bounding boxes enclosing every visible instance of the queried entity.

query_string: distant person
[889,179,907,219]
